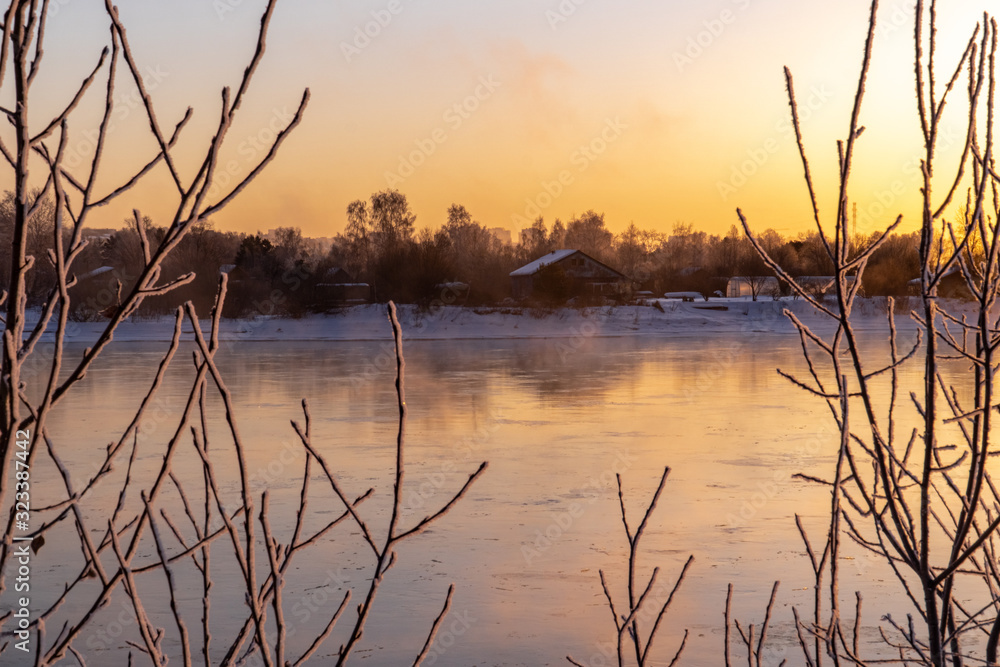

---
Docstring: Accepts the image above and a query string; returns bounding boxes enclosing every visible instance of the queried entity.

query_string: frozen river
[16,329,930,665]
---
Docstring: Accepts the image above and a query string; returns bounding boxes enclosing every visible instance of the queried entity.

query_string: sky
[4,0,995,240]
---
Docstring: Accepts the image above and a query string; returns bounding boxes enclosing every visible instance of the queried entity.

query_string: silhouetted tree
[550,218,567,248]
[520,216,550,260]
[565,210,613,261]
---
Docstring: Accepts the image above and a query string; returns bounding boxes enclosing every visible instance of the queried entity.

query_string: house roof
[76,266,114,281]
[322,267,353,283]
[510,249,579,277]
[908,267,960,285]
[510,249,629,281]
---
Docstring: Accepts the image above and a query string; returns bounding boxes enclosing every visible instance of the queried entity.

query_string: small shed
[318,268,371,303]
[510,249,629,301]
[907,268,972,299]
[726,275,857,298]
[726,276,779,298]
[663,291,702,302]
[796,276,857,295]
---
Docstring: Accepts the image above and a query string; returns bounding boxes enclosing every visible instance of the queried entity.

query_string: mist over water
[29,334,936,665]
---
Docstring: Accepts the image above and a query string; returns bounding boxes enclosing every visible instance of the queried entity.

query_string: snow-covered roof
[76,266,114,281]
[908,267,959,285]
[797,275,856,282]
[509,249,579,277]
[323,267,352,281]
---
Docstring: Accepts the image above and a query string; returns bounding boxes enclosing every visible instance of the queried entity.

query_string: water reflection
[23,333,922,665]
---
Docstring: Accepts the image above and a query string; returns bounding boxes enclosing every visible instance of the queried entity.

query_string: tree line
[1,188,926,318]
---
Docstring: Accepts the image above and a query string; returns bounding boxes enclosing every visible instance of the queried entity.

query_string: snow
[509,249,578,276]
[76,266,114,281]
[25,297,934,346]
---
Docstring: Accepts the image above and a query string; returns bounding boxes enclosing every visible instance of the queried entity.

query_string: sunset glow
[6,0,993,238]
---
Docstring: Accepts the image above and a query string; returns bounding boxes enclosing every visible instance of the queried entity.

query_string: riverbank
[34,297,937,344]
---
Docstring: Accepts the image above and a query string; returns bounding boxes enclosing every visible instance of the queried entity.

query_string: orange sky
[2,0,993,240]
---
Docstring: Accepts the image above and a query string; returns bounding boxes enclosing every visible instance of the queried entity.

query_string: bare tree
[0,3,485,665]
[739,1,1000,665]
[567,469,693,667]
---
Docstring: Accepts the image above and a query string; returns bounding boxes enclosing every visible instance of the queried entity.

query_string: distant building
[76,266,115,282]
[311,237,336,254]
[799,276,858,295]
[726,275,857,298]
[317,267,371,304]
[321,268,353,285]
[907,268,972,299]
[510,249,629,301]
[487,227,513,245]
[726,276,780,298]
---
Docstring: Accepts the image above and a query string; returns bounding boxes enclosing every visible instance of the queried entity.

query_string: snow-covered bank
[28,297,936,345]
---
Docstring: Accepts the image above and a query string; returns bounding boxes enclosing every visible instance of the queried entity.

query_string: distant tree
[446,203,473,229]
[616,222,646,278]
[565,210,613,261]
[342,190,419,301]
[861,231,920,296]
[439,204,516,303]
[143,219,243,314]
[102,215,154,280]
[345,189,416,257]
[370,189,416,248]
[410,229,455,304]
[0,189,62,304]
[942,205,986,271]
[735,233,773,301]
[714,225,743,278]
[615,222,665,288]
[345,199,372,272]
[550,218,567,248]
[520,217,549,259]
[650,222,715,295]
[235,234,275,271]
[795,231,836,275]
[270,226,306,261]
